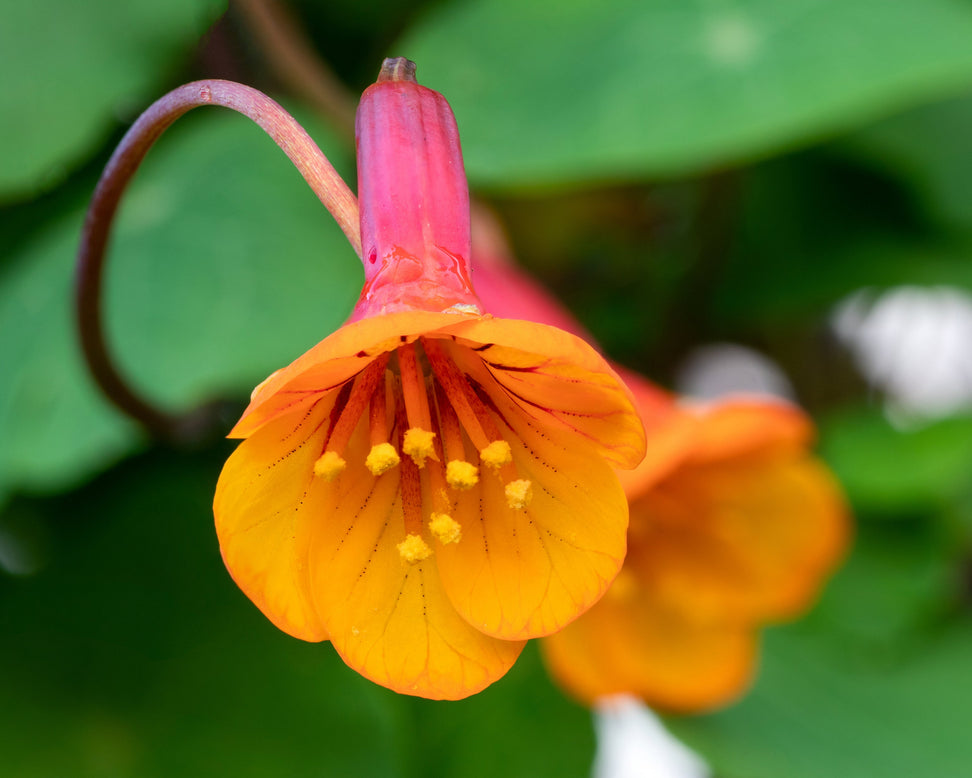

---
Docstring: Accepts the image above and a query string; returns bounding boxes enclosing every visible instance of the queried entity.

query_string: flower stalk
[75,79,359,441]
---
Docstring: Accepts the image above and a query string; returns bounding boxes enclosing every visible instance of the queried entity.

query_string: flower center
[312,337,533,562]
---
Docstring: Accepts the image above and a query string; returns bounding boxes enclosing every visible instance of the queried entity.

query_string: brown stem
[76,79,359,441]
[233,0,357,139]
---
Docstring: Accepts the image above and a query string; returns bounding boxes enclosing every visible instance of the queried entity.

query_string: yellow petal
[630,450,849,623]
[541,583,756,713]
[436,383,629,641]
[441,319,646,469]
[213,397,334,642]
[306,422,524,700]
[685,398,815,465]
[611,368,699,498]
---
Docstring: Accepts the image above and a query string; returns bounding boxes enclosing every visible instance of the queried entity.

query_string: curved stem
[234,0,357,140]
[76,79,360,441]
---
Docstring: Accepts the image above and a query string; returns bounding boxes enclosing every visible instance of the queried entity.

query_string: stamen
[323,354,390,457]
[403,428,436,467]
[429,513,462,544]
[418,387,459,529]
[398,342,438,467]
[365,370,400,475]
[397,534,433,563]
[432,382,479,490]
[314,450,346,481]
[480,440,512,470]
[446,460,479,490]
[433,382,465,458]
[505,479,533,510]
[424,338,494,451]
[397,400,426,538]
[365,442,400,475]
[398,342,433,429]
[368,369,392,443]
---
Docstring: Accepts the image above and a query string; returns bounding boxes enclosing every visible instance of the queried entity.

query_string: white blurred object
[592,696,711,778]
[832,286,972,425]
[675,343,795,401]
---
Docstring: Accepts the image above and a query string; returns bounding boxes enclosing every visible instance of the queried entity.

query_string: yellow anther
[397,533,433,564]
[402,428,437,468]
[313,450,346,481]
[480,439,512,470]
[446,460,479,490]
[365,442,400,476]
[505,479,533,510]
[429,513,462,545]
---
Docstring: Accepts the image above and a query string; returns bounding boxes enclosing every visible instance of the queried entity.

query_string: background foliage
[1,0,970,775]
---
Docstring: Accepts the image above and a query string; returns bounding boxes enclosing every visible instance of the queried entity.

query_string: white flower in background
[832,285,972,426]
[593,696,710,778]
[675,342,795,401]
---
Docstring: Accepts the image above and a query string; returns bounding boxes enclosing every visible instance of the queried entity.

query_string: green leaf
[668,618,972,778]
[404,644,595,778]
[708,145,972,327]
[0,448,407,778]
[0,0,225,200]
[0,109,361,503]
[664,515,967,778]
[811,523,959,651]
[841,91,972,232]
[0,444,594,777]
[398,0,972,189]
[819,406,972,515]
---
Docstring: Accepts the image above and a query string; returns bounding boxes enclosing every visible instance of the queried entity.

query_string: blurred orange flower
[213,62,645,700]
[542,371,848,711]
[472,208,849,712]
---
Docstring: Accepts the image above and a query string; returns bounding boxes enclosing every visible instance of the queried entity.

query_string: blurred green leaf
[841,91,972,232]
[668,615,972,778]
[669,620,972,778]
[0,440,594,776]
[0,0,225,200]
[399,0,972,189]
[812,523,959,651]
[406,644,595,778]
[709,146,972,329]
[0,448,407,778]
[820,407,972,514]
[0,109,361,503]
[666,513,968,778]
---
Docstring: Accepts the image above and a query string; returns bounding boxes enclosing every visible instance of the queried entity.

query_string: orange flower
[542,372,848,712]
[213,61,646,700]
[471,212,849,712]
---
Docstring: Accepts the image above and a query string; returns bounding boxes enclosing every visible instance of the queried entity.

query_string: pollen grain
[446,459,479,490]
[429,513,462,544]
[398,533,433,563]
[314,450,347,481]
[480,440,512,470]
[505,479,533,510]
[403,428,437,467]
[365,442,400,475]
